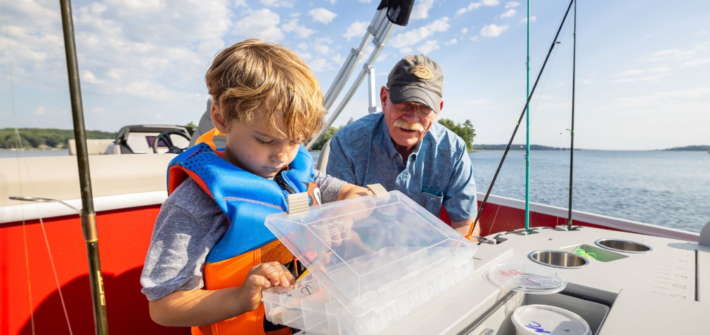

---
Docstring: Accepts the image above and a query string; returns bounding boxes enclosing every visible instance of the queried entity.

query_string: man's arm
[325,134,357,184]
[443,142,481,238]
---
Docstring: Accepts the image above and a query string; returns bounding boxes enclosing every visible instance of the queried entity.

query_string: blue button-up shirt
[327,113,477,222]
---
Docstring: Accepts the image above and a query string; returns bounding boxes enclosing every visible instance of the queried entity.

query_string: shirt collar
[378,115,424,161]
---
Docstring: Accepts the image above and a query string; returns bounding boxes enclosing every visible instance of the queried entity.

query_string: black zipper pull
[274,172,296,194]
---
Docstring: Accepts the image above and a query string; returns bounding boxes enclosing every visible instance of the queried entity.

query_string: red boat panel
[0,200,622,335]
[0,205,189,335]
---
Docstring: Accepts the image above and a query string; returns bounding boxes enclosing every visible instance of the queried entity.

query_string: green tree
[437,119,476,152]
[185,121,197,135]
[310,118,353,151]
[311,126,339,151]
[0,128,116,149]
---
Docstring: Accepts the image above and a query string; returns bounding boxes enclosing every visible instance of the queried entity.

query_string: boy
[140,39,371,335]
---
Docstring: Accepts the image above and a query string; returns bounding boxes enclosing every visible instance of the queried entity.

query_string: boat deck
[379,227,710,335]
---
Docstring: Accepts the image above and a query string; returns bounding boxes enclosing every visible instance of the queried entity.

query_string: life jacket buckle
[287,193,310,215]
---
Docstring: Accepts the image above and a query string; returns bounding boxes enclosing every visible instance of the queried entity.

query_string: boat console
[385,226,710,335]
[259,190,710,335]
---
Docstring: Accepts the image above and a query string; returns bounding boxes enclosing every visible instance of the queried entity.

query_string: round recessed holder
[528,250,589,269]
[486,263,567,294]
[594,238,653,254]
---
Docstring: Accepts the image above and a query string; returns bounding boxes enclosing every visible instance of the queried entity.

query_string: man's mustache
[394,119,424,132]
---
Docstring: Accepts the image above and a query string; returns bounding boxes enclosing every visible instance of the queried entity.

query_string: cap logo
[411,64,435,80]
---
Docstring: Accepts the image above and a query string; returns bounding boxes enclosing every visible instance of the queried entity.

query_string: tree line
[0,128,116,149]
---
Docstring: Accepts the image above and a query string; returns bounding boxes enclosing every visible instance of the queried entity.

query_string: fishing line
[1,1,35,333]
[468,0,577,239]
[529,17,573,121]
[2,1,73,333]
[517,10,574,222]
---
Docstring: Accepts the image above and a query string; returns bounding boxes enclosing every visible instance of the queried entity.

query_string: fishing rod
[467,0,576,240]
[567,0,578,230]
[59,0,109,333]
[524,0,531,233]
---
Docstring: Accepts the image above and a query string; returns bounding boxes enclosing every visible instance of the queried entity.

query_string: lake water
[314,150,710,233]
[3,149,709,233]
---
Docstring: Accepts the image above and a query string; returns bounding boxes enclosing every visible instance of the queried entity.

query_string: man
[327,54,481,238]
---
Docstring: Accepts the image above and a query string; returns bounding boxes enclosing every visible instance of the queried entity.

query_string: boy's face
[212,105,301,179]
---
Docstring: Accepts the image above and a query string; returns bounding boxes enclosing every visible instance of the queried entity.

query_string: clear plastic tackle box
[261,190,478,335]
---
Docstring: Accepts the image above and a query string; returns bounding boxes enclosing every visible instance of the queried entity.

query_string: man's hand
[236,262,294,314]
[452,217,481,240]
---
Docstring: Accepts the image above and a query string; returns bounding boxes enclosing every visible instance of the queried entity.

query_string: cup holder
[594,238,653,254]
[528,250,589,269]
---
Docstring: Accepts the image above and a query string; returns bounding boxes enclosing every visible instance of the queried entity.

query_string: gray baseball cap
[387,54,444,113]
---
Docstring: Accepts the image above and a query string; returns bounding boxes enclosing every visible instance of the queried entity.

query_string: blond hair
[205,39,325,142]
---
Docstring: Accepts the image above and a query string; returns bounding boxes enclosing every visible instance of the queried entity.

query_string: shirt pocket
[412,191,444,217]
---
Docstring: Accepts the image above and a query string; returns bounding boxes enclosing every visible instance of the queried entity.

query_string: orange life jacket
[167,141,320,335]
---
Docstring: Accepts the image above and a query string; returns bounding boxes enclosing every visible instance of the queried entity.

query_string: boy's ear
[211,103,228,133]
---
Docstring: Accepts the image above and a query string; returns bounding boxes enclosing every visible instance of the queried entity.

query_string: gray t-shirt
[140,170,345,301]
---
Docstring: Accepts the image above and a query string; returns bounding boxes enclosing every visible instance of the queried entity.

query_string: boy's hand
[236,262,294,313]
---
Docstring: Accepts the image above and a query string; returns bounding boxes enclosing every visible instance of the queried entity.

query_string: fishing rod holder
[8,195,81,213]
[556,225,582,231]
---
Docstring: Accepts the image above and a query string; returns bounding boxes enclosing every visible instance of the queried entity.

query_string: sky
[1,0,709,150]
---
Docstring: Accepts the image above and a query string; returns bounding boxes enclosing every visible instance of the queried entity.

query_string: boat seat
[316,139,331,173]
[0,154,174,208]
[68,139,115,156]
[189,98,226,150]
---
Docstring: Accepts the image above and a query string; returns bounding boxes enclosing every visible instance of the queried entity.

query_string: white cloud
[613,88,710,110]
[260,0,294,8]
[313,37,332,55]
[400,47,413,54]
[309,58,330,72]
[612,67,671,83]
[107,68,125,79]
[357,0,372,3]
[82,69,101,84]
[314,43,330,55]
[299,52,312,60]
[236,9,284,41]
[500,9,516,19]
[326,0,336,4]
[332,53,345,65]
[344,20,369,40]
[466,99,492,106]
[480,24,509,37]
[505,1,521,9]
[470,35,479,41]
[282,18,316,38]
[461,27,469,35]
[482,0,500,6]
[645,43,710,67]
[88,107,106,114]
[410,0,434,20]
[297,42,308,50]
[233,0,247,7]
[309,8,338,25]
[389,17,450,48]
[696,30,709,36]
[520,16,537,24]
[34,106,46,116]
[456,2,482,16]
[418,40,440,54]
[445,38,458,46]
[3,0,232,104]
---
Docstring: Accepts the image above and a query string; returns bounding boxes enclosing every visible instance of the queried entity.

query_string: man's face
[381,87,440,150]
[212,105,300,179]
